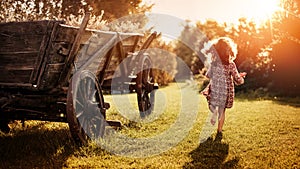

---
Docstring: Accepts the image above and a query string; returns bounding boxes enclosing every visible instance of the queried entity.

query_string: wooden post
[59,13,90,85]
[139,31,157,50]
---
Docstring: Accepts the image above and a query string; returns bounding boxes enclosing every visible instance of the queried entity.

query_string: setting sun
[144,0,282,24]
[241,0,281,23]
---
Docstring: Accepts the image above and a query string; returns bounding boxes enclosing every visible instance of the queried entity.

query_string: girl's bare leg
[209,105,218,125]
[217,108,226,132]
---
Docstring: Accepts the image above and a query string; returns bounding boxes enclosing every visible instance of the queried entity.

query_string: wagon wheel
[67,70,106,145]
[136,55,157,118]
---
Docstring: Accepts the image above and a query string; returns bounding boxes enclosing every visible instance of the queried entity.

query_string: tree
[0,0,152,24]
[226,18,275,91]
[173,21,207,79]
[269,0,300,96]
[148,37,178,85]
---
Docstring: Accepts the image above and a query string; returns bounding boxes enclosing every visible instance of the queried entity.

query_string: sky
[143,0,281,40]
[144,0,280,23]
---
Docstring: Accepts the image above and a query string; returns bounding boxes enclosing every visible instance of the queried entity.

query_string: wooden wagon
[0,14,158,144]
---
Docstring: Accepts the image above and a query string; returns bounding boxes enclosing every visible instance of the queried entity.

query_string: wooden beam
[33,21,59,85]
[116,36,128,77]
[59,13,90,85]
[139,32,157,51]
[98,47,115,86]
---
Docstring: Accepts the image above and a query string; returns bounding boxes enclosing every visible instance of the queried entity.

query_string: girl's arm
[231,63,245,85]
[206,66,212,78]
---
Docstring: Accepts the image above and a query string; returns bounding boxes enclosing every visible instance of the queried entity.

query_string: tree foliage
[269,0,300,96]
[0,0,152,22]
[172,0,300,96]
[0,0,152,33]
[148,38,178,85]
[173,21,207,78]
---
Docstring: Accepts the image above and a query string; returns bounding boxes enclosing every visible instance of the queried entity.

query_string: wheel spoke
[76,110,84,118]
[94,113,102,120]
[90,121,97,137]
[78,83,84,99]
[83,118,89,133]
[86,78,92,99]
[78,116,86,130]
[90,90,97,102]
[80,80,87,100]
[75,98,84,108]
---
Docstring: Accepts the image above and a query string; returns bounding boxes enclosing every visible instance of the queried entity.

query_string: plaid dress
[204,61,244,108]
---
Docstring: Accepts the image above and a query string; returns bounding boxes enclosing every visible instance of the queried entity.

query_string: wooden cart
[0,14,158,144]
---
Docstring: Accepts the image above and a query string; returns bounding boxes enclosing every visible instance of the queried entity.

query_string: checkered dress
[205,61,244,108]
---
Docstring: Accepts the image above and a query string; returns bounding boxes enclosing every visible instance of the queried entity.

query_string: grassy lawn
[0,83,299,168]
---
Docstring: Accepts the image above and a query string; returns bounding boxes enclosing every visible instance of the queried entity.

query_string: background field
[0,83,299,169]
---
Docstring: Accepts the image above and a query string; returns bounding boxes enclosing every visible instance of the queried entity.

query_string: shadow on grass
[0,122,79,169]
[183,137,240,169]
[272,97,300,108]
[235,90,300,108]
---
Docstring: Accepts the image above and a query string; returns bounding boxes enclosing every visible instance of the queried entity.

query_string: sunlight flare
[243,0,281,23]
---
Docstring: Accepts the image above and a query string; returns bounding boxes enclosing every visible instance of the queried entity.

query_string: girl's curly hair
[201,37,237,65]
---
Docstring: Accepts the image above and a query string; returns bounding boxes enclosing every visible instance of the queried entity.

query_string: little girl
[202,37,246,140]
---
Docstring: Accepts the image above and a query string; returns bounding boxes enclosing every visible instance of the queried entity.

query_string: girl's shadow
[183,137,239,169]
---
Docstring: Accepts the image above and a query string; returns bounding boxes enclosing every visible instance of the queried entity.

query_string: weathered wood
[59,13,90,85]
[0,52,38,67]
[116,36,127,77]
[0,35,44,53]
[39,63,65,89]
[31,21,58,85]
[0,20,63,88]
[0,51,36,85]
[0,82,33,87]
[0,20,49,35]
[0,17,159,127]
[36,21,65,89]
[139,32,157,50]
[98,47,115,85]
[0,69,32,84]
[54,25,95,44]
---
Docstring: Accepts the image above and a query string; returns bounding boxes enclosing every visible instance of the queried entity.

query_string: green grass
[0,83,299,169]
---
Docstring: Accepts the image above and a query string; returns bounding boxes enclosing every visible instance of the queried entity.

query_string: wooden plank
[0,20,64,89]
[54,25,93,43]
[122,46,137,55]
[4,67,34,71]
[0,20,49,35]
[54,25,143,43]
[98,47,115,85]
[115,38,127,77]
[59,13,90,85]
[139,32,157,50]
[78,33,118,72]
[131,35,141,52]
[39,63,65,89]
[0,82,32,87]
[47,63,65,71]
[35,21,63,88]
[0,51,36,84]
[0,52,39,68]
[0,34,45,53]
[0,69,32,84]
[54,25,77,42]
[66,13,91,65]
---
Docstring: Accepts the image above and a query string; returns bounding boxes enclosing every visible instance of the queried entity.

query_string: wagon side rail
[0,20,63,89]
[58,13,90,86]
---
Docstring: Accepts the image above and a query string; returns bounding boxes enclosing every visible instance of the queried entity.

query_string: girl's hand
[240,72,247,78]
